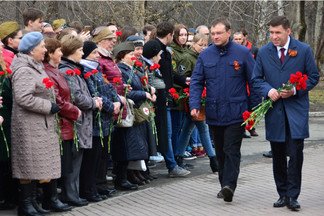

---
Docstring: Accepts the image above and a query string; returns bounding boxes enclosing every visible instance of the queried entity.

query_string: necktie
[280,48,285,64]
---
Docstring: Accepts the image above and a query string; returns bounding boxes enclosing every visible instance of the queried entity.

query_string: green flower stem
[0,125,9,158]
[97,111,104,148]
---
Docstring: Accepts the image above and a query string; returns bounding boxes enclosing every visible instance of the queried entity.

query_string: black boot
[114,162,138,191]
[17,182,42,216]
[31,181,50,215]
[42,180,72,212]
[209,156,219,173]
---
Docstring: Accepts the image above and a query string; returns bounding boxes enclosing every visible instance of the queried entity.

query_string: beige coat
[10,54,60,180]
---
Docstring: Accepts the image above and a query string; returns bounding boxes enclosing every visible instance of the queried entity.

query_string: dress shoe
[43,198,72,212]
[221,186,234,202]
[273,196,288,207]
[84,195,103,203]
[217,191,223,199]
[287,198,300,211]
[67,199,88,207]
[98,188,116,197]
[115,180,138,191]
[242,132,251,138]
[263,151,273,158]
[249,129,259,136]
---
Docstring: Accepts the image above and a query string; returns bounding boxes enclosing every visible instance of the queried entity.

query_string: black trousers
[270,135,304,199]
[80,136,104,197]
[209,123,244,191]
[0,160,17,203]
[154,89,168,155]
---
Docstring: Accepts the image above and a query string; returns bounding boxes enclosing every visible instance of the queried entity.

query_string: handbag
[192,106,206,121]
[115,99,135,128]
[133,101,151,124]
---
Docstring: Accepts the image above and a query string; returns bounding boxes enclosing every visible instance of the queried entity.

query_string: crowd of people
[0,7,319,216]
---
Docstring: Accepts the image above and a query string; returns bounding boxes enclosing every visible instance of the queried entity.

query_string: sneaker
[149,155,164,163]
[182,151,197,160]
[168,165,190,178]
[196,147,206,158]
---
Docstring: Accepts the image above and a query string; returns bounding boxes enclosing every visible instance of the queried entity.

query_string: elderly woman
[79,41,120,202]
[112,42,155,190]
[43,37,81,212]
[10,32,61,216]
[58,34,102,207]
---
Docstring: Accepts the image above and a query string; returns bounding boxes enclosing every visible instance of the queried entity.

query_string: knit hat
[126,35,144,47]
[0,21,20,40]
[18,32,43,54]
[112,42,134,58]
[82,41,98,59]
[143,40,161,59]
[52,19,66,31]
[92,27,116,44]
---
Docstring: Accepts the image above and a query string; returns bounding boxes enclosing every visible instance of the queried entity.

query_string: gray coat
[10,53,61,179]
[59,58,96,149]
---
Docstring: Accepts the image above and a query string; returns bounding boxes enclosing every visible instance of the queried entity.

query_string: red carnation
[91,69,98,74]
[201,87,207,98]
[131,57,137,61]
[150,63,160,71]
[169,87,177,94]
[84,72,92,79]
[140,76,148,86]
[74,68,81,76]
[5,68,12,74]
[116,31,122,37]
[134,60,143,67]
[42,77,54,89]
[242,110,251,121]
[172,93,179,100]
[65,69,74,76]
[0,71,5,76]
[112,77,122,85]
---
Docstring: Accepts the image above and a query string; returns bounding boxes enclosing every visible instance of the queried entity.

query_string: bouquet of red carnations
[242,71,308,130]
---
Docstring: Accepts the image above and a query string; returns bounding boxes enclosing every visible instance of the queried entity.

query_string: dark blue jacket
[80,59,119,137]
[117,62,147,106]
[189,41,258,126]
[252,37,319,142]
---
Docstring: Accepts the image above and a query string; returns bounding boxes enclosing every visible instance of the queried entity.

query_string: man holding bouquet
[252,16,319,211]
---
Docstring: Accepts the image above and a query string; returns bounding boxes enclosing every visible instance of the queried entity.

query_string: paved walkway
[56,144,324,216]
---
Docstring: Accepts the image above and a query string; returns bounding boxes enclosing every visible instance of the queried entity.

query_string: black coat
[111,63,148,162]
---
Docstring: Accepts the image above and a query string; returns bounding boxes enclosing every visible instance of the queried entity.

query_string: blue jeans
[170,110,185,153]
[164,108,177,170]
[190,128,202,147]
[176,114,215,157]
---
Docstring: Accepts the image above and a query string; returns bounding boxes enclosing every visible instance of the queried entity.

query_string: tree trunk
[277,0,284,16]
[297,1,307,42]
[314,1,323,56]
[132,1,145,31]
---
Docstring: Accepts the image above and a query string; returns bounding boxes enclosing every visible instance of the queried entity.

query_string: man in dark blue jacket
[252,16,319,211]
[189,17,258,202]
